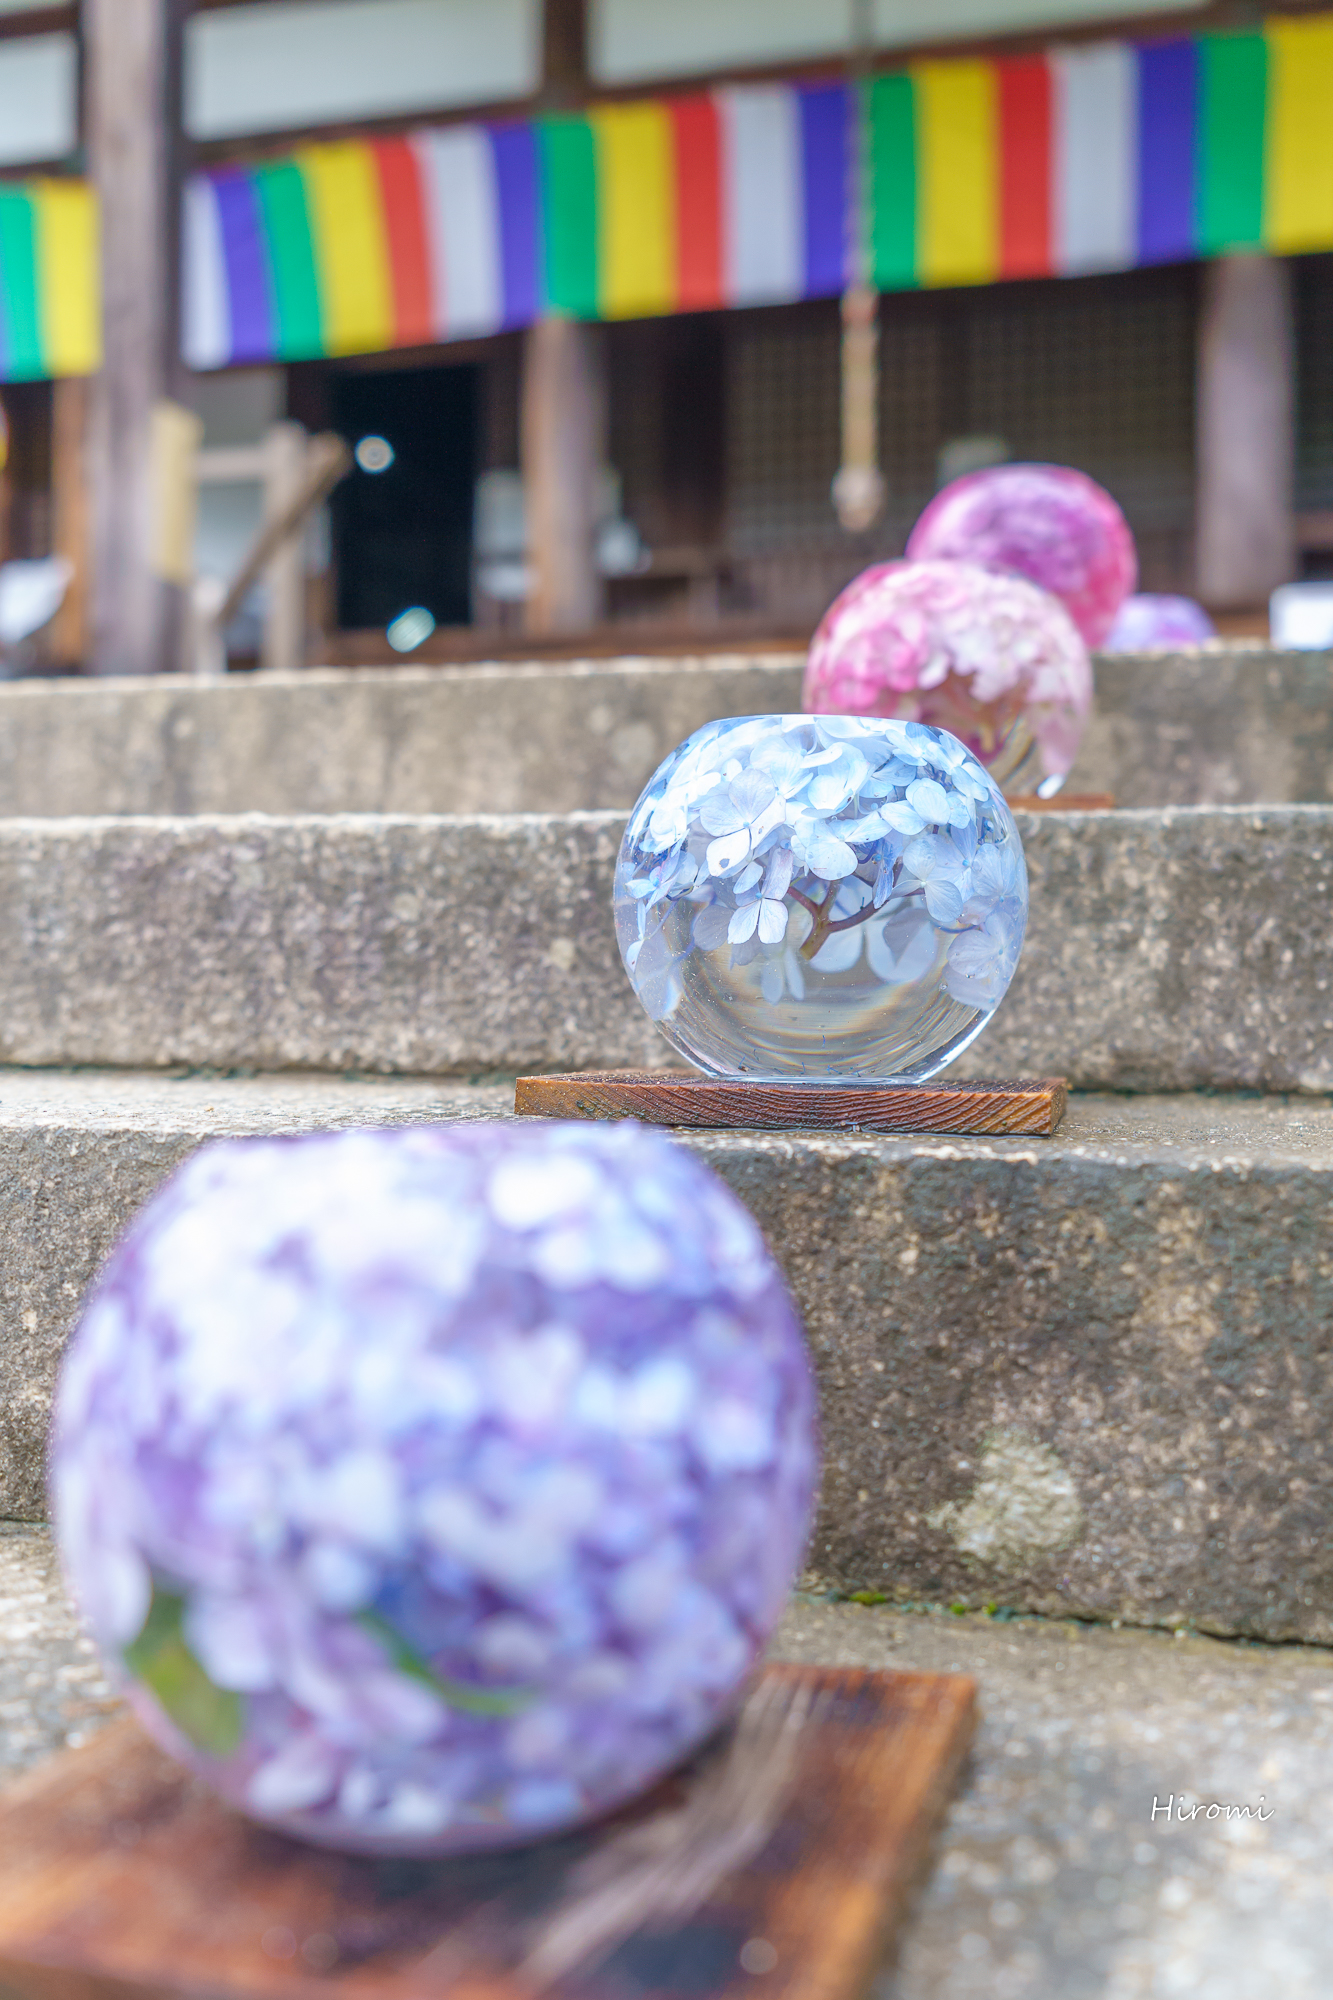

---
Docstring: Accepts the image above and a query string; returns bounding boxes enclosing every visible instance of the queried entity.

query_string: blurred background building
[0,0,1328,669]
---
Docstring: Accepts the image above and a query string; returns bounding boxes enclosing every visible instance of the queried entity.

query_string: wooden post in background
[260,421,308,672]
[84,0,181,674]
[1196,253,1296,611]
[521,0,602,636]
[49,377,90,666]
[522,317,605,634]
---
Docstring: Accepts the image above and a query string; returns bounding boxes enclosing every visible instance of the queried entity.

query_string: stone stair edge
[0,636,1307,702]
[0,804,1324,1090]
[0,1068,1332,1162]
[0,1073,1332,1643]
[0,799,1331,830]
[0,647,1327,823]
[0,652,811,702]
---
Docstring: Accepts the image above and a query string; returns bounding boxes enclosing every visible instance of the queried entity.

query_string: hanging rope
[833,0,885,535]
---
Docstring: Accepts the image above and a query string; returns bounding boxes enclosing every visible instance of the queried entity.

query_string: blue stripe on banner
[798,82,849,297]
[1136,39,1198,263]
[490,121,541,328]
[212,169,274,362]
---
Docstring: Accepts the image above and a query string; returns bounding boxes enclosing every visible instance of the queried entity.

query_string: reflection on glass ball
[1103,593,1215,651]
[615,713,1028,1083]
[52,1122,817,1856]
[803,559,1092,797]
[905,462,1137,649]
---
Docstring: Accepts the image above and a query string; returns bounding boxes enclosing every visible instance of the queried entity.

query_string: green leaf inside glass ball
[123,1583,244,1759]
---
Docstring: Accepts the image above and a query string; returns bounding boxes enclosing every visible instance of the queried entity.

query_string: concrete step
[2,1073,1332,1644]
[6,1527,1333,1998]
[0,644,1328,817]
[0,806,1326,1090]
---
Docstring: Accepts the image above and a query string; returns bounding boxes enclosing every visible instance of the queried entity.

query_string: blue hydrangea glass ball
[614,714,1028,1081]
[51,1122,817,1855]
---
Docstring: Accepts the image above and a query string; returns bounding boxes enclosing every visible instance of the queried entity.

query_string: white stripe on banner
[413,126,503,340]
[717,85,803,308]
[181,176,230,371]
[1052,43,1137,276]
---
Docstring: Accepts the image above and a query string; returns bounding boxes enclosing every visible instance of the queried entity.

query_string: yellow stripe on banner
[298,141,393,356]
[32,180,100,376]
[592,102,676,319]
[915,60,998,288]
[1265,18,1333,254]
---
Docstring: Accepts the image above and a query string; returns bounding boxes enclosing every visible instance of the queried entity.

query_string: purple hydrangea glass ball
[905,462,1137,649]
[52,1121,817,1855]
[1103,593,1216,651]
[803,559,1091,796]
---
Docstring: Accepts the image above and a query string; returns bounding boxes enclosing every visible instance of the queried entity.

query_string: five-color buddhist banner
[0,179,98,382]
[7,15,1333,379]
[185,16,1333,371]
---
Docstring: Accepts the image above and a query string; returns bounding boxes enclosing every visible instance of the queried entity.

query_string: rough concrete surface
[957,804,1333,1092]
[0,806,1328,1089]
[773,1599,1333,2000]
[3,1531,1332,2000]
[0,811,664,1075]
[0,645,1328,819]
[1065,643,1333,808]
[0,657,805,818]
[3,1076,1333,1640]
[0,1524,115,1777]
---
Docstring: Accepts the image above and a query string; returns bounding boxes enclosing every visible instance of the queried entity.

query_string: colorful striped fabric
[166,9,1333,369]
[183,85,850,368]
[0,178,98,383]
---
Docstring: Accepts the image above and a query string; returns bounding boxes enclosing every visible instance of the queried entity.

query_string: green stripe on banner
[868,73,916,290]
[253,161,323,358]
[540,115,598,317]
[0,191,42,378]
[1197,33,1267,253]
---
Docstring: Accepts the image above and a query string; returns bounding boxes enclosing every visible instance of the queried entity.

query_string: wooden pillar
[1196,253,1296,610]
[522,317,605,634]
[521,0,600,636]
[260,421,308,672]
[49,376,90,666]
[84,0,183,674]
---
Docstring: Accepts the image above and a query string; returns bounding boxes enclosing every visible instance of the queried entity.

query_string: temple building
[0,0,1327,668]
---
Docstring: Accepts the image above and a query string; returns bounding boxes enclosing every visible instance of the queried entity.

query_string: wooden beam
[542,0,587,104]
[1195,253,1296,611]
[83,0,185,674]
[522,316,605,634]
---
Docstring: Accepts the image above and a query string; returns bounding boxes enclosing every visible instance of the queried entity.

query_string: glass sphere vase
[615,714,1028,1082]
[905,460,1137,648]
[803,559,1092,797]
[52,1121,818,1856]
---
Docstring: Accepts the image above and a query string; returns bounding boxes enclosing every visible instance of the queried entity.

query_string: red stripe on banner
[371,137,434,346]
[998,58,1052,278]
[670,94,722,309]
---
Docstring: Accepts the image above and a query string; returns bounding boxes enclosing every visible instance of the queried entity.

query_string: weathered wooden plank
[0,1664,975,2000]
[516,1070,1068,1137]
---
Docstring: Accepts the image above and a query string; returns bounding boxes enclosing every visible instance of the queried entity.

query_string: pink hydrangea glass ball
[803,558,1092,795]
[1103,594,1215,650]
[905,463,1137,648]
[52,1121,817,1855]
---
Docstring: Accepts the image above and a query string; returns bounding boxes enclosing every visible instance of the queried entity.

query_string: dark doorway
[330,363,478,630]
